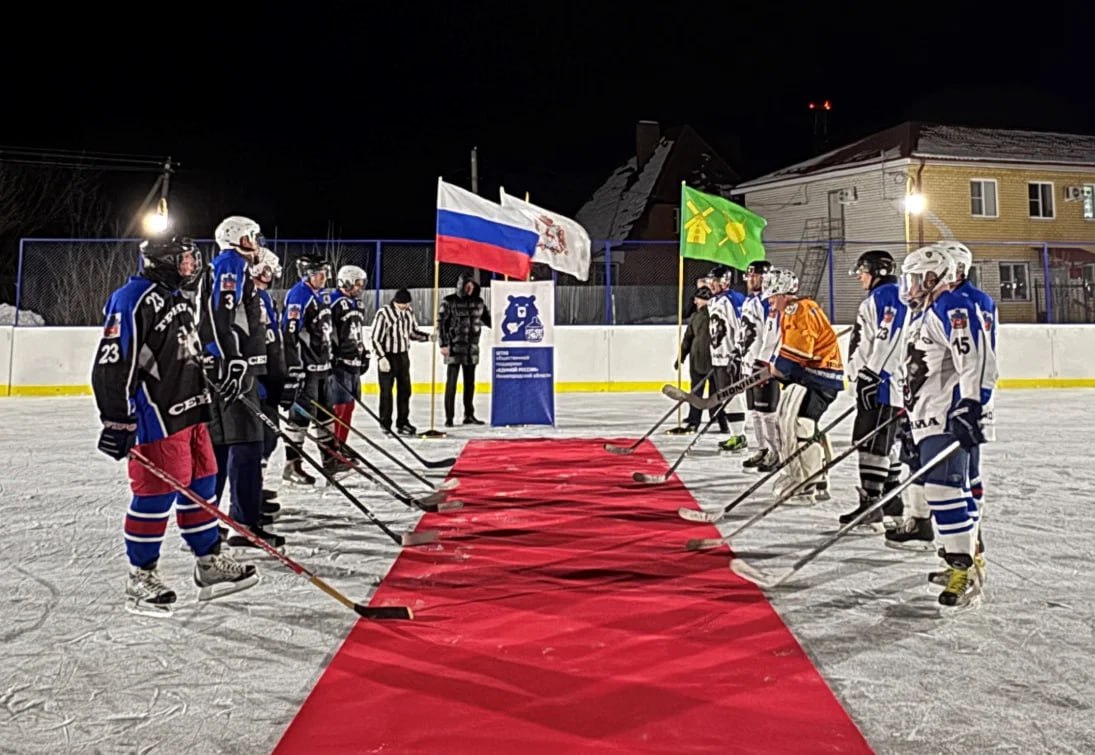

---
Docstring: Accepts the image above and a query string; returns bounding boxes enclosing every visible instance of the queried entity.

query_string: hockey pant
[853,404,902,499]
[776,383,836,492]
[897,421,929,519]
[329,365,362,445]
[285,371,336,464]
[918,433,978,559]
[214,441,264,528]
[746,377,780,455]
[124,424,220,568]
[712,365,746,437]
[687,368,727,431]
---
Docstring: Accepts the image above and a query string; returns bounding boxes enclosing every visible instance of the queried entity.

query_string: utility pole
[470,146,479,194]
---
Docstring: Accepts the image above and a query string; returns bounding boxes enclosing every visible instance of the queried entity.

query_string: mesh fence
[13,237,1090,326]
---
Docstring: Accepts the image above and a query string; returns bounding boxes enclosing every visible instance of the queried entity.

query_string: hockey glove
[98,418,137,461]
[217,358,249,404]
[855,368,882,413]
[378,356,391,373]
[281,365,306,409]
[361,352,371,373]
[947,397,985,449]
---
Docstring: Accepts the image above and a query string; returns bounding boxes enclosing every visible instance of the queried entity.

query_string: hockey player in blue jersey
[328,265,370,444]
[899,245,990,607]
[841,250,909,533]
[199,216,283,548]
[92,236,258,616]
[281,254,340,484]
[250,248,287,518]
[705,265,749,453]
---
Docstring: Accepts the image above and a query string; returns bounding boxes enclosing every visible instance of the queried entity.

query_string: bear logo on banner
[502,295,544,343]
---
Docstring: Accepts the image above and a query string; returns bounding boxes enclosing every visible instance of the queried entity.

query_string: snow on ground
[1,390,1093,754]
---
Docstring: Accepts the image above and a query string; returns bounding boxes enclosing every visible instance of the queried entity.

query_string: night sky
[3,5,1095,241]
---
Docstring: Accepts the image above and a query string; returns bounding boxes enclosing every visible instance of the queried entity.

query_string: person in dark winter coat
[676,287,728,432]
[438,270,491,426]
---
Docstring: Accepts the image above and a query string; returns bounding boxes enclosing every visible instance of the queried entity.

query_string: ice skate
[282,459,316,486]
[125,563,177,618]
[840,490,885,533]
[885,516,935,551]
[937,557,982,609]
[742,449,768,469]
[718,435,748,454]
[194,546,260,601]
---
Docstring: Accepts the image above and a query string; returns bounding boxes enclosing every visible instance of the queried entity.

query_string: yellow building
[735,122,1095,324]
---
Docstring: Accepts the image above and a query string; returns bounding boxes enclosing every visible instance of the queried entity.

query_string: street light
[904,192,926,215]
[143,198,170,236]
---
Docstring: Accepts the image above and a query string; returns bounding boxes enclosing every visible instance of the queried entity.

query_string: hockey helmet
[933,241,973,277]
[899,245,957,310]
[214,216,262,257]
[296,254,330,282]
[337,264,367,290]
[140,236,201,289]
[761,268,799,300]
[746,260,772,276]
[249,247,282,283]
[850,249,896,278]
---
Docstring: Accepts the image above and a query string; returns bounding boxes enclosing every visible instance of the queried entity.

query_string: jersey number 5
[98,343,121,364]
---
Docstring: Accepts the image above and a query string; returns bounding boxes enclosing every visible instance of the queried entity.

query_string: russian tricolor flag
[436,178,540,280]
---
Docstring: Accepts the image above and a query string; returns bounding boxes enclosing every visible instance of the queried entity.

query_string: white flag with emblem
[499,188,592,281]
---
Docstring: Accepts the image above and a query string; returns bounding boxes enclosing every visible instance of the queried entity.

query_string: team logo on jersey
[949,309,968,330]
[287,303,302,320]
[882,306,896,324]
[982,312,994,332]
[102,312,122,339]
[220,272,237,292]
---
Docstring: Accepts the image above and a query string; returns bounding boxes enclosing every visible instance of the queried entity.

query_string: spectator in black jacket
[677,287,727,433]
[438,270,491,427]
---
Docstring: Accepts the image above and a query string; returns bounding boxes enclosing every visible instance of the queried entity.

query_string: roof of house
[738,122,1095,189]
[574,126,737,244]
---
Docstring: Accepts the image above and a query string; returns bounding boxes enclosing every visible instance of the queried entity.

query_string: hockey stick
[677,404,857,524]
[685,408,908,552]
[128,450,413,620]
[731,440,961,589]
[200,373,438,547]
[287,406,462,513]
[310,400,458,493]
[634,372,769,484]
[344,389,455,469]
[602,368,716,455]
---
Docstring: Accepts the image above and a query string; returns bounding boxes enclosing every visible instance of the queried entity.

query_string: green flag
[679,184,767,270]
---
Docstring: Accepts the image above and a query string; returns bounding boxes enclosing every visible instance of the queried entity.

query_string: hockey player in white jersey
[899,245,990,607]
[738,260,780,470]
[704,265,748,453]
[840,250,908,533]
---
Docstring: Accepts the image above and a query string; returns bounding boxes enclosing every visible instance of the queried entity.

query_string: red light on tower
[823,100,832,111]
[808,102,816,110]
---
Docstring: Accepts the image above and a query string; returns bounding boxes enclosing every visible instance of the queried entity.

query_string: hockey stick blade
[435,500,464,512]
[661,384,715,411]
[354,604,415,620]
[425,457,457,469]
[660,384,692,402]
[730,559,791,589]
[401,530,440,546]
[603,442,636,455]
[677,507,717,523]
[685,537,726,552]
[437,478,460,491]
[633,471,670,484]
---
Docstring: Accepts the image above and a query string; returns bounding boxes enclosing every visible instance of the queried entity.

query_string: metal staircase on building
[792,217,831,300]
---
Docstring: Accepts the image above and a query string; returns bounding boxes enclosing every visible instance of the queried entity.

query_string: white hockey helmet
[214,216,262,253]
[761,268,799,300]
[934,241,973,277]
[900,245,957,310]
[337,264,367,289]
[249,247,282,282]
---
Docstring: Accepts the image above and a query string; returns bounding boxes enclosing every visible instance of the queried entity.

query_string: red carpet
[275,438,871,754]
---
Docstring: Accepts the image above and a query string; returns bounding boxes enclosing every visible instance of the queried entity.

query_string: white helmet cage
[761,268,799,300]
[900,245,957,309]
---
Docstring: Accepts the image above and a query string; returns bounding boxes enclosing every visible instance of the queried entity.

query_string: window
[1028,182,1054,218]
[999,263,1030,301]
[970,180,998,217]
[1083,185,1095,220]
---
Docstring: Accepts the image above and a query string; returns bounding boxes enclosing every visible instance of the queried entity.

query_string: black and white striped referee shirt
[370,303,430,357]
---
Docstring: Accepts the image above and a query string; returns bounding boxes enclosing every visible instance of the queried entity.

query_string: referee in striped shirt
[371,289,431,435]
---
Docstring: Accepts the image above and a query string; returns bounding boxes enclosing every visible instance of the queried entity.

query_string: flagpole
[668,181,688,435]
[422,180,446,439]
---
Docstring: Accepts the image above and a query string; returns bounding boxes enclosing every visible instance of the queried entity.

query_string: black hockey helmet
[296,254,330,280]
[706,264,731,284]
[746,260,771,276]
[850,249,895,278]
[140,236,200,288]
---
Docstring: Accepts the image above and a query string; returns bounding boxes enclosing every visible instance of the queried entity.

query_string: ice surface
[1,390,1093,753]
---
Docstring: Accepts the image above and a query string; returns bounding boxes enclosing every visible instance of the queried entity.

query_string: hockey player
[704,265,748,453]
[92,236,258,616]
[840,250,908,533]
[250,248,286,519]
[328,265,370,443]
[763,268,843,504]
[738,260,780,469]
[282,254,339,483]
[675,286,726,433]
[898,245,989,607]
[199,216,282,549]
